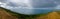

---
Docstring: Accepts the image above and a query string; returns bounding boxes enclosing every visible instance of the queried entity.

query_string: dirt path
[0,8,17,19]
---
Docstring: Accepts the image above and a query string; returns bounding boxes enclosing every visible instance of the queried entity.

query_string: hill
[0,7,18,19]
[35,11,60,19]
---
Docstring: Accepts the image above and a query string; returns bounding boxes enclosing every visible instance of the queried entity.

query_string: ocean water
[8,8,54,15]
[33,9,53,14]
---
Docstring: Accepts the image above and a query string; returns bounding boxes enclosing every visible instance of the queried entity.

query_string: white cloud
[0,0,34,15]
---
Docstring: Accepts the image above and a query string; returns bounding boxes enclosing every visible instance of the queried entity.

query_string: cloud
[1,0,60,15]
[31,0,56,8]
[0,0,34,15]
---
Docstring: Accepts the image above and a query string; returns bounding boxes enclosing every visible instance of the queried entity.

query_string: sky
[0,0,60,15]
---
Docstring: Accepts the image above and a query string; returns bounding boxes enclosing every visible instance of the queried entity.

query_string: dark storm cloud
[31,0,57,8]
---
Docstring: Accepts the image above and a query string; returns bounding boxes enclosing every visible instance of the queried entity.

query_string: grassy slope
[0,7,18,19]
